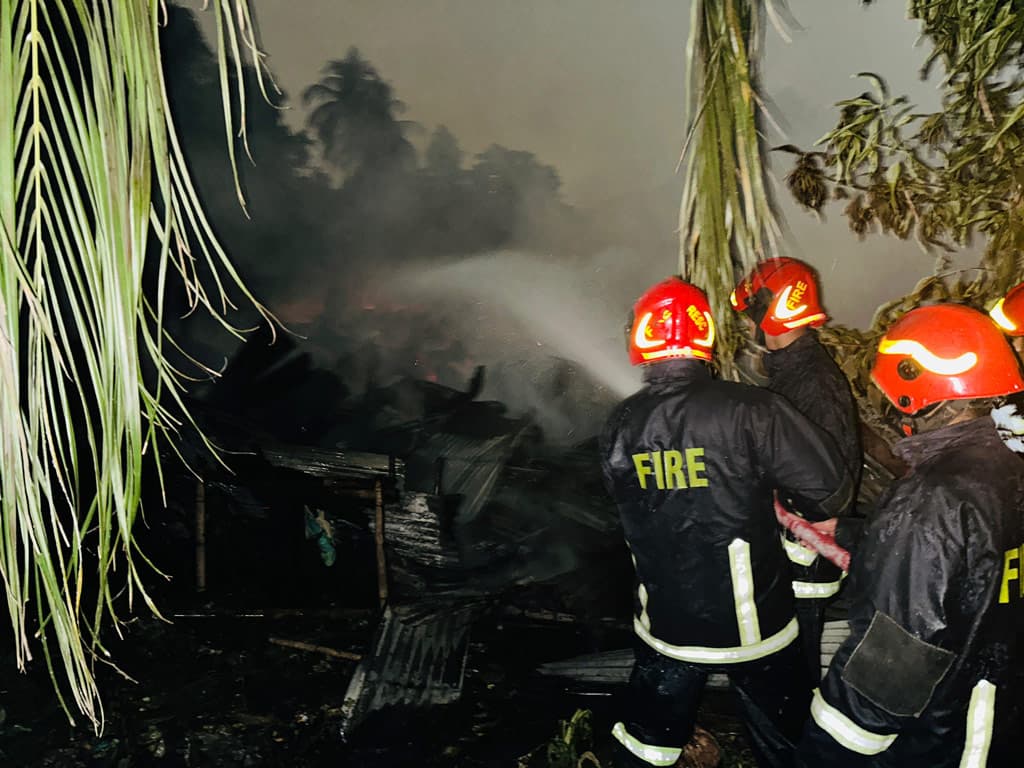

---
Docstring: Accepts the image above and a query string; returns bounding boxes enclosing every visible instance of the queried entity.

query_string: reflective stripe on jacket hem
[959,680,996,768]
[810,688,897,756]
[783,534,818,566]
[792,572,846,599]
[611,722,680,766]
[634,615,799,664]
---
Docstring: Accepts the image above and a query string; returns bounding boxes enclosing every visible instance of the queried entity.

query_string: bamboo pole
[196,477,207,592]
[374,479,388,607]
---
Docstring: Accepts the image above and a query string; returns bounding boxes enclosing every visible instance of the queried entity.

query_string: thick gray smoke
[388,249,645,444]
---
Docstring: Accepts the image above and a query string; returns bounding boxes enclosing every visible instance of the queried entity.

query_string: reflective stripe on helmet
[989,297,1018,333]
[774,284,808,321]
[781,312,827,330]
[634,312,666,350]
[877,337,978,375]
[959,680,996,768]
[611,722,681,766]
[792,574,845,599]
[810,688,897,755]
[640,346,713,362]
[728,538,761,646]
[782,534,818,566]
[633,616,798,664]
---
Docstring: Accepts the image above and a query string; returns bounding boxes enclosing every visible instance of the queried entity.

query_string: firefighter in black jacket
[601,277,853,768]
[731,258,861,685]
[795,303,1024,768]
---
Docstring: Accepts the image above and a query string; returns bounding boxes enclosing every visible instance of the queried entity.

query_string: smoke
[387,249,644,443]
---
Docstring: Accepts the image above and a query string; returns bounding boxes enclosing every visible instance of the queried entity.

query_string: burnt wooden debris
[169,331,630,738]
[164,330,891,740]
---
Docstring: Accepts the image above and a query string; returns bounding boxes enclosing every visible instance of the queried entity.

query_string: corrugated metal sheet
[404,428,530,522]
[341,492,486,734]
[339,605,476,737]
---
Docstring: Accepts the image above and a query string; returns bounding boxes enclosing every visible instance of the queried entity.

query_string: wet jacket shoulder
[797,416,1024,768]
[599,359,853,660]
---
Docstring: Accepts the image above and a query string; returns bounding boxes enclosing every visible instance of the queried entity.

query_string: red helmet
[627,277,715,366]
[871,304,1024,415]
[731,258,828,337]
[989,282,1024,336]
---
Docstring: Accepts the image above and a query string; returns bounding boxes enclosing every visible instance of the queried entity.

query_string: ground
[0,603,757,767]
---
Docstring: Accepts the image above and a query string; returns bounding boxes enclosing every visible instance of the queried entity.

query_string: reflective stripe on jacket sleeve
[810,688,898,756]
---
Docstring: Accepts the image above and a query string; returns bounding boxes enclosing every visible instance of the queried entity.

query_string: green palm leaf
[679,0,784,377]
[0,0,271,729]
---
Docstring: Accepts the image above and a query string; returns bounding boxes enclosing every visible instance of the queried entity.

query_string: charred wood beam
[500,605,630,630]
[195,477,207,592]
[172,608,374,619]
[268,636,362,662]
[261,444,404,482]
[374,480,388,609]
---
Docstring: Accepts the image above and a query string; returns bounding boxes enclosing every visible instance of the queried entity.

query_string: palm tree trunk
[679,0,783,377]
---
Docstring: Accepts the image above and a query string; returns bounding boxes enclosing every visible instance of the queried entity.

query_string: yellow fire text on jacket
[632,449,708,490]
[999,544,1022,603]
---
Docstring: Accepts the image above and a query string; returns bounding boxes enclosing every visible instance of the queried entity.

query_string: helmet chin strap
[746,289,772,348]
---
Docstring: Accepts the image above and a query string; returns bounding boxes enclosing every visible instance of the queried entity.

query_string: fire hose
[773,494,851,572]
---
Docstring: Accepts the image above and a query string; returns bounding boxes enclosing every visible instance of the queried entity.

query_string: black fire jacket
[796,416,1024,767]
[600,360,853,663]
[765,331,861,594]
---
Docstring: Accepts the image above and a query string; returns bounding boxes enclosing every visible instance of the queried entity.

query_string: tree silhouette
[424,125,464,176]
[303,47,415,177]
[468,144,571,250]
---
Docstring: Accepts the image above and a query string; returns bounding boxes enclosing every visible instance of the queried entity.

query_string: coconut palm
[0,0,271,729]
[303,47,415,177]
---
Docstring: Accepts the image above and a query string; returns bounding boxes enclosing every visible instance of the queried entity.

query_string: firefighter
[731,257,861,685]
[989,281,1024,357]
[601,277,853,768]
[795,303,1024,768]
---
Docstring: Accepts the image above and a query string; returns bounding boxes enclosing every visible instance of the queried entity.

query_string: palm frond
[0,0,272,729]
[679,0,784,377]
